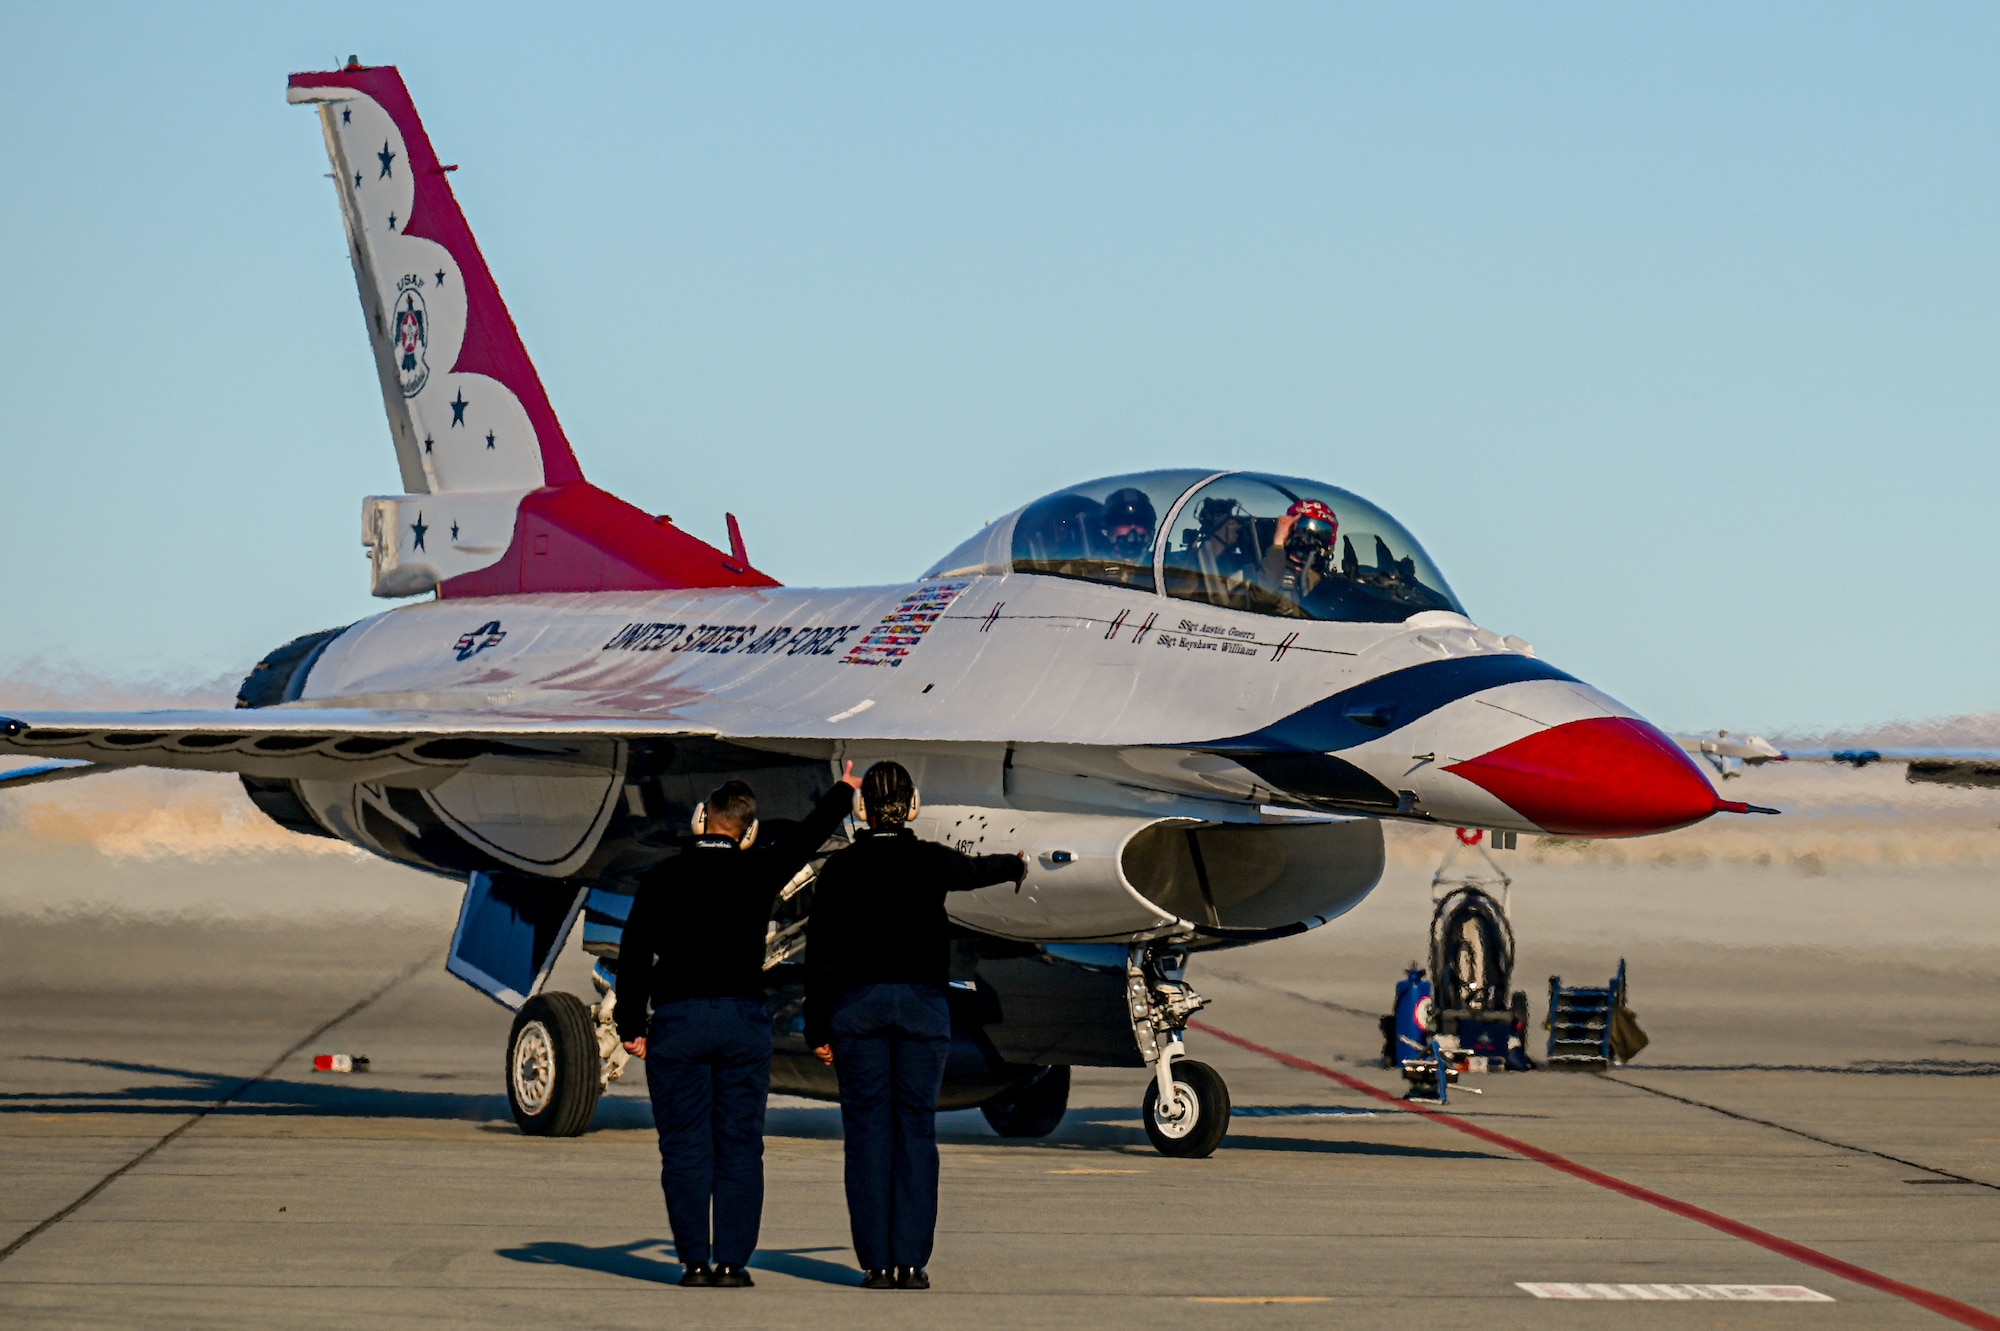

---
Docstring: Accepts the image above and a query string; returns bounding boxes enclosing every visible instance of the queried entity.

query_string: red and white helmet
[1285,498,1338,544]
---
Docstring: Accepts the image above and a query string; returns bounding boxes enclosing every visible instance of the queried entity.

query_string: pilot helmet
[1101,487,1157,562]
[1195,496,1245,541]
[1283,498,1338,560]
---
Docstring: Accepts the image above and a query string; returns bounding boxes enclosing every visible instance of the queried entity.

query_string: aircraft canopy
[925,469,1464,624]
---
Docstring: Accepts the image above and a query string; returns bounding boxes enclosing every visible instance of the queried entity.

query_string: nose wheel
[1127,942,1231,1158]
[1142,1057,1230,1157]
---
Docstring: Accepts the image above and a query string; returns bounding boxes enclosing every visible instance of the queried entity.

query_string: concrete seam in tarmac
[1605,1073,2000,1192]
[0,947,441,1267]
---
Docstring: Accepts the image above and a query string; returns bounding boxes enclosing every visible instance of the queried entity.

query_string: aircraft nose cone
[1444,716,1724,837]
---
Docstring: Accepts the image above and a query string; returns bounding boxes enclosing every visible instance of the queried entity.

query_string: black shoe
[895,1267,930,1290]
[712,1263,755,1288]
[860,1268,897,1290]
[679,1262,714,1288]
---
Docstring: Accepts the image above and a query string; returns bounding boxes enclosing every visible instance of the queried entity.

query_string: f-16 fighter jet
[0,63,1771,1157]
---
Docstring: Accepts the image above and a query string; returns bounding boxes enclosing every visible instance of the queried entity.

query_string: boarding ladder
[1545,959,1627,1070]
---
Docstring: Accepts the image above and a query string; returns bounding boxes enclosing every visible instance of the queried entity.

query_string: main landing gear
[1128,943,1230,1158]
[981,1065,1072,1138]
[504,979,630,1137]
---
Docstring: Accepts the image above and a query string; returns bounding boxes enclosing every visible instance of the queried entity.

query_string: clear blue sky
[3,3,1995,733]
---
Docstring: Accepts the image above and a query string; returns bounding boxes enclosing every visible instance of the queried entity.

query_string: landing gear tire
[507,992,603,1137]
[1142,1058,1230,1158]
[981,1066,1071,1138]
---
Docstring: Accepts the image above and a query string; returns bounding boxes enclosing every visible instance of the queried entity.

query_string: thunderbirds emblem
[392,276,429,397]
[454,621,506,661]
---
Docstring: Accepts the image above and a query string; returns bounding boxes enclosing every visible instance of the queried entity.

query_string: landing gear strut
[1128,942,1229,1158]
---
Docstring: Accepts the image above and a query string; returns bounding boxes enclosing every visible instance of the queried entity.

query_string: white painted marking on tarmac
[1518,1283,1833,1302]
[826,699,876,722]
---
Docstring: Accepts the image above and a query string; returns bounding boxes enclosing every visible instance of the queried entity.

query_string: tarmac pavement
[1,846,1997,1329]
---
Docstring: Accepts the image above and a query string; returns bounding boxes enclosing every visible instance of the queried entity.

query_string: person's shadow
[496,1236,860,1287]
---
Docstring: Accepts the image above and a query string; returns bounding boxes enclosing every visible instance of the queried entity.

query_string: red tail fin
[289,62,777,598]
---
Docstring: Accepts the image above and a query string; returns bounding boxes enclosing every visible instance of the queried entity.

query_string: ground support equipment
[1546,959,1648,1069]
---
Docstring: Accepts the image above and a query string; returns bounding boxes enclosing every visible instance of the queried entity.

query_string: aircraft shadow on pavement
[496,1237,859,1288]
[9,1058,1495,1157]
[4,1055,520,1122]
[770,1105,1499,1159]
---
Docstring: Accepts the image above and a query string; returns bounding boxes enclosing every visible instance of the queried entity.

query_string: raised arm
[766,762,865,882]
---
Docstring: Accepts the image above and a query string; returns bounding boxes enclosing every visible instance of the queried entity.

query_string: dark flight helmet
[1195,496,1246,540]
[1101,487,1158,562]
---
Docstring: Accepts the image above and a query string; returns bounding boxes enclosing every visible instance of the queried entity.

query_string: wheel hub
[1152,1080,1200,1139]
[511,1019,556,1115]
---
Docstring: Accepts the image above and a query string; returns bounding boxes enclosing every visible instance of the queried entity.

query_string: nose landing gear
[1128,943,1229,1158]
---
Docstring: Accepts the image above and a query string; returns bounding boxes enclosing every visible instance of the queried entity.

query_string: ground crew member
[803,761,1027,1290]
[617,762,862,1289]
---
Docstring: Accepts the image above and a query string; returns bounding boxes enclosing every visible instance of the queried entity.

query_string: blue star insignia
[435,268,446,286]
[353,171,362,188]
[341,108,351,125]
[423,435,434,454]
[485,430,496,450]
[387,212,397,230]
[450,391,467,426]
[450,520,460,540]
[411,512,429,551]
[378,142,396,178]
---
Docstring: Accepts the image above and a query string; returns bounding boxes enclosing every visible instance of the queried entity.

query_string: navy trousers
[644,997,773,1268]
[829,983,952,1272]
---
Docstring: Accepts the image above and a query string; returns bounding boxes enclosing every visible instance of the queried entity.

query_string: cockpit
[923,469,1464,624]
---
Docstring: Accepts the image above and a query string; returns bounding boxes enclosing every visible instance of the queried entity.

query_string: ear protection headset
[690,801,759,849]
[853,783,920,827]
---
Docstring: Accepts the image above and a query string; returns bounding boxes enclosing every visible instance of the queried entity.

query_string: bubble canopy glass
[923,469,1464,624]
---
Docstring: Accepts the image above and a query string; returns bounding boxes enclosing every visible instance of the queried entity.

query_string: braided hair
[860,761,916,827]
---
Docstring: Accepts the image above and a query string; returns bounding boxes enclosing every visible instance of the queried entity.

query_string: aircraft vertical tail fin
[287,62,777,599]
[288,62,579,496]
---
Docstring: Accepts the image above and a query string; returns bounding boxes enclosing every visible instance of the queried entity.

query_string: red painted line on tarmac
[1190,1020,2000,1330]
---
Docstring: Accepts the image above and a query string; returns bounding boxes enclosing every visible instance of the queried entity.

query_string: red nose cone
[1445,716,1723,837]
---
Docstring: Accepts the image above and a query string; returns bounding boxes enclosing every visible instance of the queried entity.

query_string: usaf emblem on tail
[393,275,429,397]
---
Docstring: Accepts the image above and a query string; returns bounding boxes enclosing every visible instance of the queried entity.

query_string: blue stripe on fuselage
[1202,654,1578,754]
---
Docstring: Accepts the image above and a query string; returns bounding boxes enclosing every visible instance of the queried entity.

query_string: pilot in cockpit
[1097,487,1158,583]
[1180,497,1257,607]
[1260,498,1340,615]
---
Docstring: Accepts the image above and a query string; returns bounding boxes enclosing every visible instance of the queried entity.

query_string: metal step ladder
[1545,959,1626,1069]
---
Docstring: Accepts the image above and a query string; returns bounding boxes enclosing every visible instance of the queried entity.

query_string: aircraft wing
[0,708,727,784]
[1676,731,2000,789]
